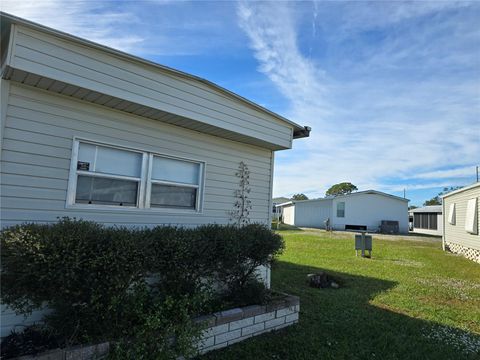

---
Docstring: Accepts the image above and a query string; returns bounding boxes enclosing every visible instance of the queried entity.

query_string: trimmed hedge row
[0,218,284,358]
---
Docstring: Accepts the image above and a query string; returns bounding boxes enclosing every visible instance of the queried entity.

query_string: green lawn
[202,229,480,360]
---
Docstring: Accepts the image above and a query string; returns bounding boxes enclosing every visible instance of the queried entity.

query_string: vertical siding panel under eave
[1,83,273,228]
[10,27,293,149]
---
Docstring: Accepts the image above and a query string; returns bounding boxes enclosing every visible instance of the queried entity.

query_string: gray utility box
[355,235,372,251]
[355,234,372,257]
[380,220,399,234]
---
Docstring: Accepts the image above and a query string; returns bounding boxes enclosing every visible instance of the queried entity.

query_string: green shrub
[108,283,203,360]
[142,223,284,306]
[1,219,284,357]
[201,223,284,295]
[0,218,147,343]
[222,277,269,308]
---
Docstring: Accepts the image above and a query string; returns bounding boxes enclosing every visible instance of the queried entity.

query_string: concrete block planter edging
[12,293,300,359]
[195,293,300,354]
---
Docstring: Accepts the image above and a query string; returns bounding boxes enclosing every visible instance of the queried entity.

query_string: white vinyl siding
[290,200,332,228]
[7,25,293,149]
[0,82,273,227]
[282,205,295,226]
[443,184,480,251]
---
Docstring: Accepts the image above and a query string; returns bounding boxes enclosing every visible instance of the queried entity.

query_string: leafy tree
[439,186,462,196]
[424,197,441,206]
[423,186,463,206]
[291,193,308,200]
[325,182,358,197]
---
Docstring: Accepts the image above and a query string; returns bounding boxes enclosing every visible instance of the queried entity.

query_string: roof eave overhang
[0,11,311,146]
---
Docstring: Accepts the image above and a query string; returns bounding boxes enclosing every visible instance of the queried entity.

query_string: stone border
[445,242,480,263]
[195,293,300,354]
[12,294,300,358]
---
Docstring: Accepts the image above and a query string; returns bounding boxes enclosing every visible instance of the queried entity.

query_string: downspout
[442,200,446,251]
[293,126,311,139]
[265,151,275,289]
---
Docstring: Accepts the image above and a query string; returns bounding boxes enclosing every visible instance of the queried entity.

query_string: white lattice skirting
[445,242,480,264]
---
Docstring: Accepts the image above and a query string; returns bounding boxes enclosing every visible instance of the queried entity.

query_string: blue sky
[2,0,479,206]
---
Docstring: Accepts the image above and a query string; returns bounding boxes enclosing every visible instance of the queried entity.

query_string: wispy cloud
[237,1,330,117]
[237,1,480,203]
[0,0,242,56]
[1,0,144,52]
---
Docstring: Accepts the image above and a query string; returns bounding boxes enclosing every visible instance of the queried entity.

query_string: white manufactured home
[0,13,310,336]
[278,190,409,233]
[442,183,480,263]
[409,205,443,236]
[272,196,290,218]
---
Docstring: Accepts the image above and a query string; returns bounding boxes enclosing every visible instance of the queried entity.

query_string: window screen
[149,155,201,210]
[150,184,197,209]
[76,176,138,206]
[413,213,438,230]
[75,143,142,207]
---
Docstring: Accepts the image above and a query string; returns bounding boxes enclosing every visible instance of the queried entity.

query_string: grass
[202,229,480,360]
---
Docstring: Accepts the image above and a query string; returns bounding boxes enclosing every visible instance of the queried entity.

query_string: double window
[68,140,204,212]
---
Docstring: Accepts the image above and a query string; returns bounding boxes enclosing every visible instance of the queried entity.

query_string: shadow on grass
[272,223,303,231]
[201,261,480,360]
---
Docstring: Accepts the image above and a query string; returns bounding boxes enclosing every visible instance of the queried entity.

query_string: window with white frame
[69,140,204,211]
[337,202,345,218]
[148,155,201,209]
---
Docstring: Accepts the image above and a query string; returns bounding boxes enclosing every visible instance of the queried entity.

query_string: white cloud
[1,0,248,57]
[237,1,480,199]
[237,1,330,117]
[409,166,478,181]
[1,0,144,52]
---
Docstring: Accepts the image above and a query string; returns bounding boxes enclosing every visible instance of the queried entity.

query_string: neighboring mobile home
[409,205,443,236]
[277,190,409,233]
[0,12,310,336]
[442,183,480,263]
[272,196,290,218]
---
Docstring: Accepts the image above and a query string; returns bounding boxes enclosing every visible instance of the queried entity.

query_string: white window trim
[66,137,206,214]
